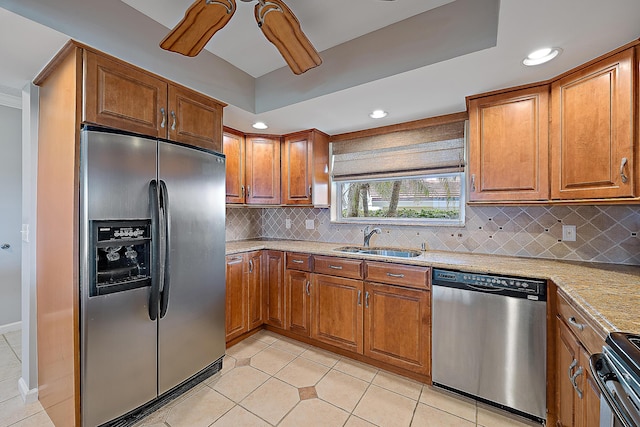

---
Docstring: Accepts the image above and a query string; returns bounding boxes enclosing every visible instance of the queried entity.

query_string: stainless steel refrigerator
[79,127,226,427]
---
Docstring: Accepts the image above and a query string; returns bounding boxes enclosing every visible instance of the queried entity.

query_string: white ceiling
[0,0,639,136]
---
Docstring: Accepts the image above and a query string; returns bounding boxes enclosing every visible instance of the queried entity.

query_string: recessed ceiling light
[523,47,561,66]
[369,110,388,119]
[252,121,268,130]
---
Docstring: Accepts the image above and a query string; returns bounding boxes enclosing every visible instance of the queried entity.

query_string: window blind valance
[331,120,466,181]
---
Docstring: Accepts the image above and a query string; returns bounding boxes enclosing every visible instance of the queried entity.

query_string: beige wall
[227,205,640,266]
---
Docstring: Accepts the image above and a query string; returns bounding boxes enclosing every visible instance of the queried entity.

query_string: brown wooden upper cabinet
[84,50,224,151]
[467,85,550,202]
[550,48,635,200]
[282,129,330,206]
[245,135,281,204]
[223,128,245,204]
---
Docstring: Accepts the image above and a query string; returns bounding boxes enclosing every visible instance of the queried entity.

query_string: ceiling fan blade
[160,0,236,57]
[254,0,322,75]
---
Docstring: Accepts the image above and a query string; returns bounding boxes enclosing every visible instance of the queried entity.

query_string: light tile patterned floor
[0,330,541,426]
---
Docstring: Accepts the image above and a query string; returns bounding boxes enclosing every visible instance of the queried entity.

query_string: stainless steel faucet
[363,225,381,247]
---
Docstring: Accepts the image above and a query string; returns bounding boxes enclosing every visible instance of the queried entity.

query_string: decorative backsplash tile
[227,205,640,266]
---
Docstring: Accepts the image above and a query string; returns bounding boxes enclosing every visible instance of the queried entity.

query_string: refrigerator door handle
[159,180,171,318]
[148,180,161,321]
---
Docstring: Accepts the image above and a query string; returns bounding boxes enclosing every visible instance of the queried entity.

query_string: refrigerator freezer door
[157,142,226,394]
[80,130,159,427]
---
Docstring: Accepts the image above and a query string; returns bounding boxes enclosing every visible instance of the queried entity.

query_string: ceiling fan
[160,0,322,75]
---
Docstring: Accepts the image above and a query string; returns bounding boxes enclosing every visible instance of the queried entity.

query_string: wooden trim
[36,44,83,427]
[546,281,559,427]
[468,196,640,206]
[330,111,468,142]
[263,325,430,384]
[33,40,82,86]
[283,128,330,140]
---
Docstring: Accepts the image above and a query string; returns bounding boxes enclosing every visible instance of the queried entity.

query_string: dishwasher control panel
[433,268,546,299]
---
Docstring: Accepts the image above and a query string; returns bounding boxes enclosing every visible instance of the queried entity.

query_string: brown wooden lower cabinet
[363,282,430,375]
[225,254,246,342]
[264,250,285,328]
[225,251,263,342]
[285,268,312,336]
[311,274,363,353]
[556,317,600,427]
[247,251,263,331]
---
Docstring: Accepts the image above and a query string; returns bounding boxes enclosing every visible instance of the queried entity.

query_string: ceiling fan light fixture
[523,47,561,66]
[369,110,388,119]
[252,121,268,129]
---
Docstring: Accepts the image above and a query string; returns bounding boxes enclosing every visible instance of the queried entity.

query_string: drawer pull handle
[160,107,166,128]
[171,110,177,131]
[568,358,577,380]
[471,174,476,192]
[387,273,405,278]
[620,157,629,183]
[247,186,251,197]
[329,265,343,270]
[305,280,311,296]
[228,256,243,263]
[571,365,584,399]
[292,259,304,264]
[248,259,253,273]
[365,291,370,308]
[357,290,362,306]
[568,316,585,331]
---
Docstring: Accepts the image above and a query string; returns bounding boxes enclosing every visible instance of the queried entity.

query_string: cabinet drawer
[365,262,430,290]
[314,256,363,279]
[286,252,313,272]
[557,289,605,354]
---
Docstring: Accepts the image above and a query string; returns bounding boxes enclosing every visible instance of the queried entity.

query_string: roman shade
[331,120,466,181]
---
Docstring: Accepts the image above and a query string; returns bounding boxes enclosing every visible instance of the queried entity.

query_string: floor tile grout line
[0,335,21,364]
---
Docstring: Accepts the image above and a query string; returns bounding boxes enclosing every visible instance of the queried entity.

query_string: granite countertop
[226,239,640,336]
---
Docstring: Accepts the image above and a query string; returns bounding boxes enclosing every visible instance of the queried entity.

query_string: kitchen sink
[334,246,422,258]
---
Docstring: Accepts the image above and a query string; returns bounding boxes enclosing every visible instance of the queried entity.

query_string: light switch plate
[562,225,576,242]
[305,219,314,230]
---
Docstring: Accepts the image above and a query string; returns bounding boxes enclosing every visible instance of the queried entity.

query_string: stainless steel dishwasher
[432,268,547,422]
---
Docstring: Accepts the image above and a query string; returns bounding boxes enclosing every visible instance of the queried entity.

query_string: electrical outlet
[562,225,577,242]
[305,219,315,230]
[285,218,291,229]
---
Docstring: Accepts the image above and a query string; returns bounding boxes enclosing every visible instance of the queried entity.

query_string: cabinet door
[363,282,430,375]
[285,269,311,336]
[264,251,285,329]
[84,50,167,138]
[223,130,245,203]
[282,133,313,205]
[247,251,263,331]
[556,318,580,427]
[551,48,635,199]
[468,86,549,201]
[225,255,247,342]
[311,274,363,353]
[167,85,224,151]
[245,136,281,204]
[578,346,600,427]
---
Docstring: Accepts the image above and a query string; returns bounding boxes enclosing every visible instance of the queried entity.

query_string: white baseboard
[18,377,38,403]
[0,321,21,335]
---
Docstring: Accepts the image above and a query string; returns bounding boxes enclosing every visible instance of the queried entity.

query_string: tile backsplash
[227,205,640,265]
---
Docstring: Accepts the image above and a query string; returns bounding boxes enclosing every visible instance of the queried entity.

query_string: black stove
[590,332,640,427]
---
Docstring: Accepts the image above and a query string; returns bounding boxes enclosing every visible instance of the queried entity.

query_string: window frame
[330,171,466,227]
